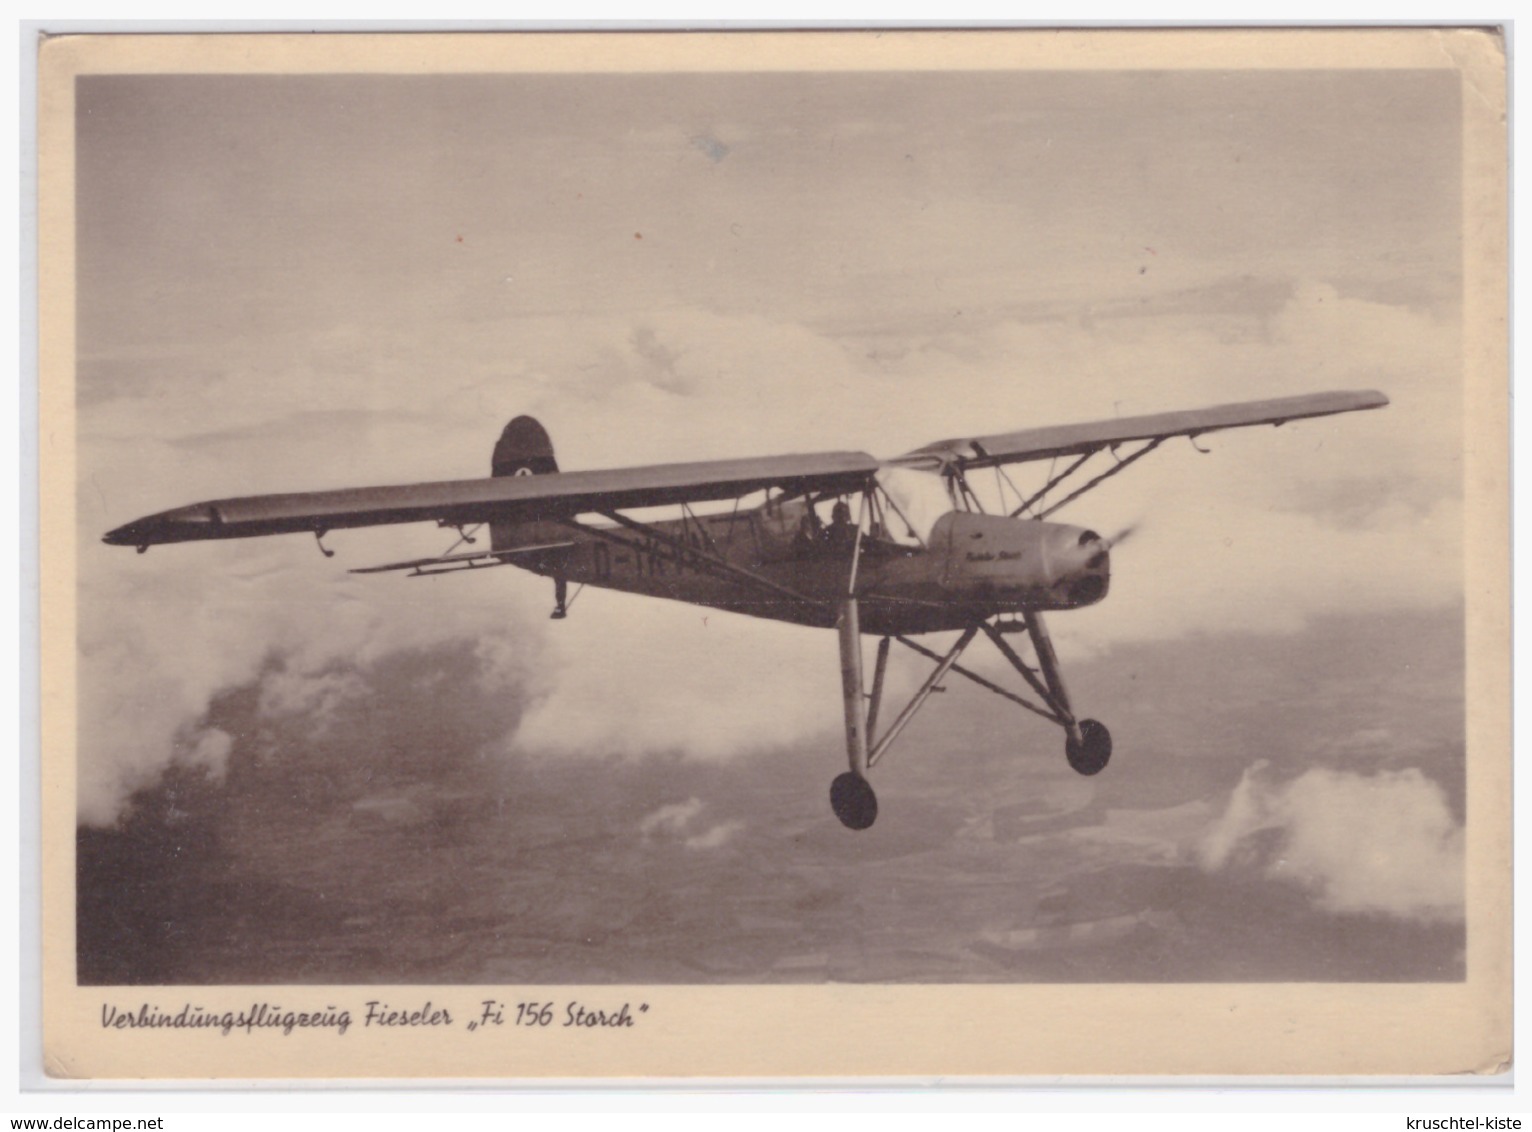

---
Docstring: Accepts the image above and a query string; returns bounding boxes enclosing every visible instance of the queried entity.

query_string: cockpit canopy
[874,465,955,546]
[758,466,958,552]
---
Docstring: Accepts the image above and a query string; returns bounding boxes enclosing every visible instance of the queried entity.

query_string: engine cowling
[933,511,1110,610]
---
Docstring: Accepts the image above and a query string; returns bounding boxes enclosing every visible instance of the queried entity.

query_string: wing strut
[866,626,982,770]
[350,540,575,576]
[1009,452,1093,518]
[893,632,1062,727]
[585,510,826,615]
[835,489,874,780]
[850,613,1113,788]
[1032,438,1165,520]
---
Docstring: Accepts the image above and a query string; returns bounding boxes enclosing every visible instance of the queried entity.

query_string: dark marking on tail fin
[492,416,559,477]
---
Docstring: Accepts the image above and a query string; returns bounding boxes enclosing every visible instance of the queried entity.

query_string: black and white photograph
[40,29,1508,1079]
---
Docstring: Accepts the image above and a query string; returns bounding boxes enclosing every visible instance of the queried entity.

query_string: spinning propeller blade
[1105,522,1142,549]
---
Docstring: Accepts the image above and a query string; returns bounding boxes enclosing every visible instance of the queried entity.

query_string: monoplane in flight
[105,389,1388,829]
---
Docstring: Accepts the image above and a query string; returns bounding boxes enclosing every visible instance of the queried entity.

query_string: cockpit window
[874,466,950,546]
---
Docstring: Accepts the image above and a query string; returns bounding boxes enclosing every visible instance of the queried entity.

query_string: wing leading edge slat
[105,451,880,548]
[890,389,1390,472]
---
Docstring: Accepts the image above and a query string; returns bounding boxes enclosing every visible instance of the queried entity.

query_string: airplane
[104,388,1388,830]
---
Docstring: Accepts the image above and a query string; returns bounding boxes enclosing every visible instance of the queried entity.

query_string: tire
[1065,719,1112,776]
[829,771,878,830]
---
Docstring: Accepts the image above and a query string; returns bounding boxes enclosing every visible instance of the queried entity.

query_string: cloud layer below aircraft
[1199,761,1464,924]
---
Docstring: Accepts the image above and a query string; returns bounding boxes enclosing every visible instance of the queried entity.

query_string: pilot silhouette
[826,500,854,548]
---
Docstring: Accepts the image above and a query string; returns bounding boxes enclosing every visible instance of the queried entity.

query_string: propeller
[1104,522,1142,549]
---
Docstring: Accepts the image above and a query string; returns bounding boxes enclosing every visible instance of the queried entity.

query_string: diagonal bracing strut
[894,633,1065,727]
[866,625,980,768]
[1034,439,1164,520]
[571,510,825,616]
[861,612,1084,770]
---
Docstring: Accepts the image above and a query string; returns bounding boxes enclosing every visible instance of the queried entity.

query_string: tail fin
[492,416,559,477]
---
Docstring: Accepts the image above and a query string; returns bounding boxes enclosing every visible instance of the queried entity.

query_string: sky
[69,67,1469,978]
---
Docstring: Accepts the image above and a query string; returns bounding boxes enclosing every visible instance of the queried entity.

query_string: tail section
[492,416,559,478]
[490,417,571,618]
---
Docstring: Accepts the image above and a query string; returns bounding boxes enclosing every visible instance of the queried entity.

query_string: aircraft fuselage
[494,498,1110,635]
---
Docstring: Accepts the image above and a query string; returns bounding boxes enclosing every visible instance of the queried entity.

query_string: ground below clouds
[77,608,1465,985]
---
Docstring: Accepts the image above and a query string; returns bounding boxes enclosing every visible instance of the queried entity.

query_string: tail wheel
[830,771,878,831]
[1065,719,1112,776]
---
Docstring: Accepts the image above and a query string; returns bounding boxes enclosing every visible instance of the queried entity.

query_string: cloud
[74,540,552,825]
[184,728,233,781]
[1198,762,1464,923]
[508,594,852,763]
[256,667,368,728]
[684,820,745,851]
[637,797,745,850]
[76,607,1465,985]
[639,797,704,836]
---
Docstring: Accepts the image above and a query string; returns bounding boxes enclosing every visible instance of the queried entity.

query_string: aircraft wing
[104,451,880,549]
[888,390,1390,473]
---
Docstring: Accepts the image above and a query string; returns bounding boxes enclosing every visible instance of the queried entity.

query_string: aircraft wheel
[1065,719,1112,776]
[830,771,878,831]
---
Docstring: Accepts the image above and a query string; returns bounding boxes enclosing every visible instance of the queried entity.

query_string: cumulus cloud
[256,668,368,727]
[684,821,745,851]
[637,797,744,849]
[1198,762,1464,923]
[510,593,851,762]
[74,540,552,824]
[183,728,233,781]
[639,797,704,837]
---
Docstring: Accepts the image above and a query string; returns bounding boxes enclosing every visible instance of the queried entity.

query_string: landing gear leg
[1024,611,1111,776]
[830,596,877,830]
[550,575,568,620]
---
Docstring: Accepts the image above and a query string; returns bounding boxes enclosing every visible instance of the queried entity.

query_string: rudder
[492,416,559,477]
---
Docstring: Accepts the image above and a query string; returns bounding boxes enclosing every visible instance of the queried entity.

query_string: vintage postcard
[37,28,1508,1080]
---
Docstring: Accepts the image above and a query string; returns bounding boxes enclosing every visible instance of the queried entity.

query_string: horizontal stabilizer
[349,541,575,575]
